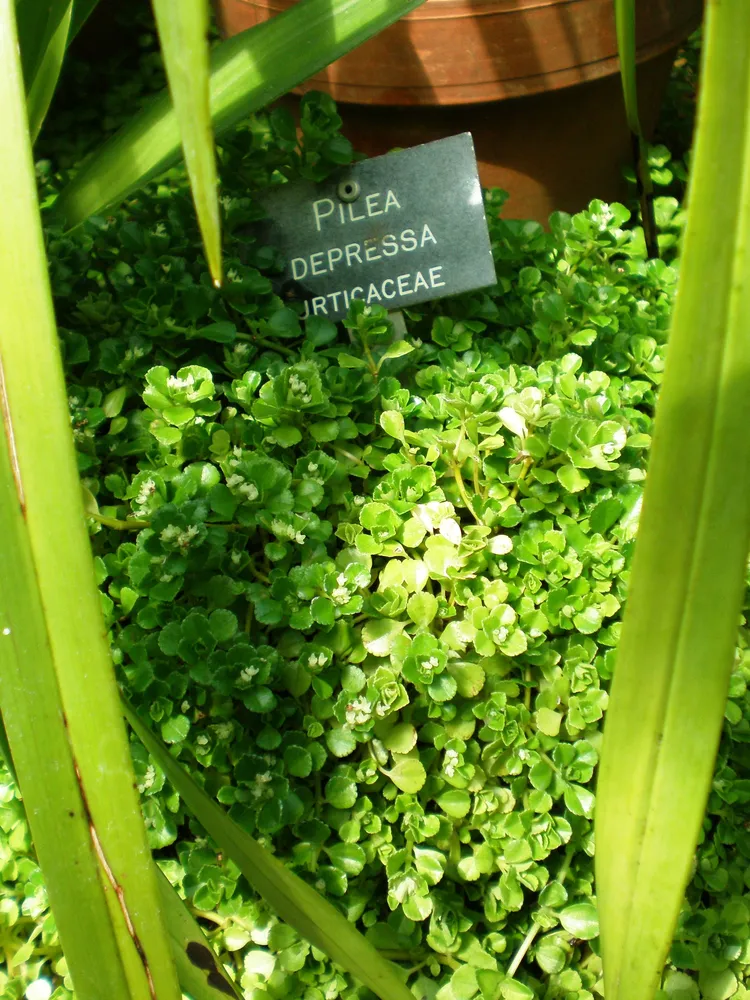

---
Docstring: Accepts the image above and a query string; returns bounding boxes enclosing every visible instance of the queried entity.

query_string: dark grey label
[254,133,496,321]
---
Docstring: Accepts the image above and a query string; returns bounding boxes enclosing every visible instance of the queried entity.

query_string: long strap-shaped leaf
[26,0,73,141]
[150,0,222,285]
[23,0,104,141]
[0,1,182,997]
[596,4,750,1000]
[613,0,658,258]
[123,698,415,1000]
[14,0,71,92]
[68,0,100,43]
[0,423,134,1000]
[56,0,429,227]
[155,867,243,1000]
[0,696,240,1000]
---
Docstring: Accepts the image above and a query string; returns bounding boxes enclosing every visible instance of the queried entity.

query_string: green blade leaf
[0,421,132,1000]
[14,0,71,90]
[123,698,414,1000]
[613,0,657,258]
[26,1,73,140]
[20,0,99,140]
[0,1,182,997]
[596,4,750,1000]
[68,0,100,43]
[150,0,222,285]
[55,0,429,226]
[613,0,640,135]
[156,868,242,1000]
[0,710,17,787]
[0,16,129,976]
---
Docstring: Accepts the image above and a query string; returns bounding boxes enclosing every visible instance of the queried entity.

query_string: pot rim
[234,0,696,20]
[218,0,702,105]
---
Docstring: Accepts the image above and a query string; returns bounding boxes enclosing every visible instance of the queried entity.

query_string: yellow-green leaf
[14,0,71,91]
[0,2,181,997]
[613,0,657,257]
[385,755,426,793]
[150,0,222,284]
[25,0,73,140]
[613,0,640,135]
[596,4,750,999]
[0,423,132,1000]
[157,868,242,999]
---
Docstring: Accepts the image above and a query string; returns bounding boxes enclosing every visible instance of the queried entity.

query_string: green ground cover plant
[3,14,750,1000]
[0,2,432,998]
[4,45,750,997]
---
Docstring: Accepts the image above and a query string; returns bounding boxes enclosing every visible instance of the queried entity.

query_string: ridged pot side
[215,0,702,220]
[216,0,701,104]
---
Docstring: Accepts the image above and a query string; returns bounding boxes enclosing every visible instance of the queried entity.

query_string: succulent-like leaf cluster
[3,61,748,1000]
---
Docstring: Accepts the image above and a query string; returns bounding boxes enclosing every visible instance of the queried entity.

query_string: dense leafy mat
[3,21,750,1000]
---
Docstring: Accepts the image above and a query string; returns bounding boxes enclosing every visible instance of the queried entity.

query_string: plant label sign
[254,133,496,320]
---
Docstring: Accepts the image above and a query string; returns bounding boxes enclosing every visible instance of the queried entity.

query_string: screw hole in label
[337,179,360,203]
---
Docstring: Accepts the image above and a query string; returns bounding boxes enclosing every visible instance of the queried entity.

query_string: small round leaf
[559,902,599,940]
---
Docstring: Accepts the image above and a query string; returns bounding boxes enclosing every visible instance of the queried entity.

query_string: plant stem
[472,458,482,499]
[235,323,297,358]
[451,463,482,525]
[87,510,253,535]
[438,955,460,971]
[189,909,226,927]
[539,751,561,774]
[362,340,378,380]
[334,445,364,465]
[506,923,541,979]
[506,849,576,978]
[251,334,296,358]
[510,458,533,500]
[248,562,270,584]
[87,511,151,530]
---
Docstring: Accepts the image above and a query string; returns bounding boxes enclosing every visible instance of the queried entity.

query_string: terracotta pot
[215,0,702,220]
